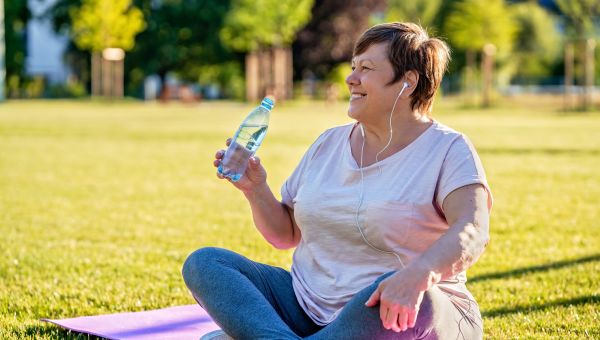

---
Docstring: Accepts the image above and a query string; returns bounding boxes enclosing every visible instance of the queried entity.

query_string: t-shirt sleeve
[436,134,493,212]
[281,130,329,209]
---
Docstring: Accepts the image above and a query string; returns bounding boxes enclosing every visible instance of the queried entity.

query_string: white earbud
[360,123,365,137]
[398,82,409,97]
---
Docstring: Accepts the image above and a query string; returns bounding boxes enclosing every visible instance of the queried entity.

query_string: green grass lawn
[1,98,599,339]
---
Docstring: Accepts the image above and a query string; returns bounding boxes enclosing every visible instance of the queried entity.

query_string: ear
[403,70,419,96]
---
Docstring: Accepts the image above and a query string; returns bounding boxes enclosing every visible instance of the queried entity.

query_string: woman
[183,22,492,339]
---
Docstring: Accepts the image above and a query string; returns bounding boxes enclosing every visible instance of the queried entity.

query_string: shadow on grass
[470,253,600,283]
[483,295,600,318]
[478,148,600,156]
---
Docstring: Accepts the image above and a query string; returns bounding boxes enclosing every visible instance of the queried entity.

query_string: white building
[26,0,71,84]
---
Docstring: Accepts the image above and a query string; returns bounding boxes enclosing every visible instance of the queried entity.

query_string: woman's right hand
[214,138,267,194]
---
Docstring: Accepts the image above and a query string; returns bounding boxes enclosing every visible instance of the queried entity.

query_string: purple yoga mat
[41,304,220,340]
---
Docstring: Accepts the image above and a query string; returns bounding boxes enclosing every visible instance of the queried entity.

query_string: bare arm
[366,183,490,332]
[410,183,491,285]
[214,143,301,249]
[242,180,302,249]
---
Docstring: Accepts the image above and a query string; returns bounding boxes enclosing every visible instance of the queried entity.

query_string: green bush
[46,82,87,98]
[196,62,245,100]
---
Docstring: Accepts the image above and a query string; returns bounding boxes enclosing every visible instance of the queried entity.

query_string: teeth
[351,94,365,99]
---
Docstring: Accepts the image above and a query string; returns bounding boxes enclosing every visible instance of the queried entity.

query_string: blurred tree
[3,0,30,98]
[445,0,514,56]
[220,0,313,51]
[555,0,599,40]
[510,1,561,82]
[47,0,83,34]
[432,0,460,29]
[220,0,314,101]
[69,0,145,97]
[292,0,385,81]
[556,0,599,110]
[70,0,144,52]
[445,0,515,106]
[45,0,89,95]
[385,0,442,28]
[126,0,236,98]
[49,0,236,98]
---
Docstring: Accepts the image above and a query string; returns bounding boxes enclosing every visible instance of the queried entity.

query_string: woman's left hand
[365,265,432,333]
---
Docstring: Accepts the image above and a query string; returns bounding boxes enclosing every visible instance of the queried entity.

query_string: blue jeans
[182,247,483,339]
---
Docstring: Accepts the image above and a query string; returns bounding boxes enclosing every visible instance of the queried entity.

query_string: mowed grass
[0,97,599,339]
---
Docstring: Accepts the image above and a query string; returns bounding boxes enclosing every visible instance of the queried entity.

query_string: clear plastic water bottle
[218,97,274,181]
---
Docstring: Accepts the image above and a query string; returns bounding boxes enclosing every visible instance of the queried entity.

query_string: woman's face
[346,42,404,122]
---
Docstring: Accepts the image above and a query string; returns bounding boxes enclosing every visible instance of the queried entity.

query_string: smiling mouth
[350,94,366,100]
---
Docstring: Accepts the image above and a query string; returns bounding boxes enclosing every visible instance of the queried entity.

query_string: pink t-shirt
[281,120,492,325]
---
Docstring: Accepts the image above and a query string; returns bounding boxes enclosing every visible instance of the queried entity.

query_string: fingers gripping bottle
[218,97,274,181]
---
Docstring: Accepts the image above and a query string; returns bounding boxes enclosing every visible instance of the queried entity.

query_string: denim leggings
[182,247,483,339]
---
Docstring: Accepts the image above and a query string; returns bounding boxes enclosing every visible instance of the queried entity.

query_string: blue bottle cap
[260,97,274,110]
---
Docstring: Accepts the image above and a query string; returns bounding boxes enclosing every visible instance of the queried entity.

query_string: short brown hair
[354,22,450,114]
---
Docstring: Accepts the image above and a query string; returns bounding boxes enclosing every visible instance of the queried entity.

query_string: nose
[346,69,360,86]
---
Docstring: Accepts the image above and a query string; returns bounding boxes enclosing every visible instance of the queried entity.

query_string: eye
[362,66,372,71]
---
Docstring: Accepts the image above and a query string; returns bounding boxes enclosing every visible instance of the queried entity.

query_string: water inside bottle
[236,124,268,152]
[218,124,268,181]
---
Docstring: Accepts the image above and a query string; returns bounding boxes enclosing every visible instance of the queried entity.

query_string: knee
[181,247,228,289]
[414,286,480,338]
[415,288,439,327]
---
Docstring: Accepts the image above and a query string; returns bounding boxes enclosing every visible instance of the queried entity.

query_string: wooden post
[115,58,124,98]
[258,50,266,99]
[482,44,496,108]
[273,47,286,102]
[92,52,102,97]
[259,49,274,99]
[584,39,596,110]
[102,56,111,98]
[109,59,115,98]
[286,47,293,100]
[465,49,476,106]
[577,40,585,109]
[564,42,574,111]
[101,48,125,99]
[246,51,259,102]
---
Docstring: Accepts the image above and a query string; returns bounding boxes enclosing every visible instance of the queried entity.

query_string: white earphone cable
[354,83,409,268]
[374,83,406,175]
